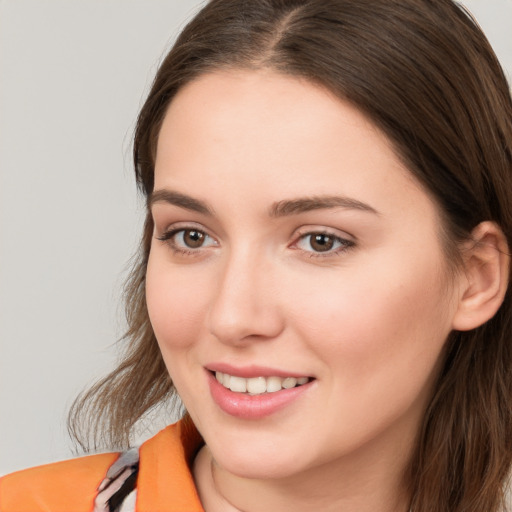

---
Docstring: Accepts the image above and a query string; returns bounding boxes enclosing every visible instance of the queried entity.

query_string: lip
[206,369,314,419]
[206,362,311,379]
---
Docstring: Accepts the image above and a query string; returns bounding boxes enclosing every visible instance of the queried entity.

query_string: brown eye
[157,226,217,254]
[295,231,354,256]
[182,229,206,248]
[309,233,335,252]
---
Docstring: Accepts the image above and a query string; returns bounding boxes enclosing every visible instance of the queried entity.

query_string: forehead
[154,69,436,223]
[158,69,384,152]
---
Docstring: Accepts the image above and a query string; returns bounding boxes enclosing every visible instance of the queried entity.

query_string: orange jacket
[0,420,205,512]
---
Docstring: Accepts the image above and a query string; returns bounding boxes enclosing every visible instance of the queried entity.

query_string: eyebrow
[149,189,378,217]
[269,195,379,217]
[149,189,214,215]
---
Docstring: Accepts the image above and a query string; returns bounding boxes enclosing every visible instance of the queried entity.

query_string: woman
[1,0,511,511]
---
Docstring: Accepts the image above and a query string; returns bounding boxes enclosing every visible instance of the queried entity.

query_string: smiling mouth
[214,371,312,395]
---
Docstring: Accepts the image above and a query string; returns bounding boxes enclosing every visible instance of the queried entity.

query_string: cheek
[287,250,453,384]
[286,255,453,450]
[145,255,209,351]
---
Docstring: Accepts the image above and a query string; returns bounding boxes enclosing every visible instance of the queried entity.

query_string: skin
[145,69,465,512]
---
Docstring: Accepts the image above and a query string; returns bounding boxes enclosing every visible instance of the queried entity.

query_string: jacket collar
[137,417,204,511]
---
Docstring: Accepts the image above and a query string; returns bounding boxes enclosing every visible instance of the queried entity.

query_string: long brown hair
[69,1,512,510]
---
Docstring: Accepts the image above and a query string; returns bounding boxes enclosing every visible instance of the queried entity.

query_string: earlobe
[452,221,510,332]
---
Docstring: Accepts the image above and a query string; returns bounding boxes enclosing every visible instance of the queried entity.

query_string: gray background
[1,0,511,475]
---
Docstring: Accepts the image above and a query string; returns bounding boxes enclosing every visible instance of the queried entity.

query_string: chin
[208,436,313,480]
[215,454,303,480]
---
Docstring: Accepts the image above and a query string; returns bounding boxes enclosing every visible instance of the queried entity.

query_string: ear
[452,221,510,331]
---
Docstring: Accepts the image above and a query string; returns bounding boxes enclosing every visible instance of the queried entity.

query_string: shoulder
[0,452,119,512]
[0,420,204,512]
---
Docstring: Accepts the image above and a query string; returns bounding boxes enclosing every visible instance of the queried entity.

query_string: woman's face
[146,70,460,480]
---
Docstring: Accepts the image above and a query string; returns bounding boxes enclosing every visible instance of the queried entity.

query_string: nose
[206,249,285,346]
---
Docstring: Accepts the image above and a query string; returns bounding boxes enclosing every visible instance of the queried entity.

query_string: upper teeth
[215,371,309,395]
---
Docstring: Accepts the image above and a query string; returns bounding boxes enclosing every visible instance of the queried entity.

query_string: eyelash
[156,227,355,258]
[292,231,355,258]
[156,227,216,257]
